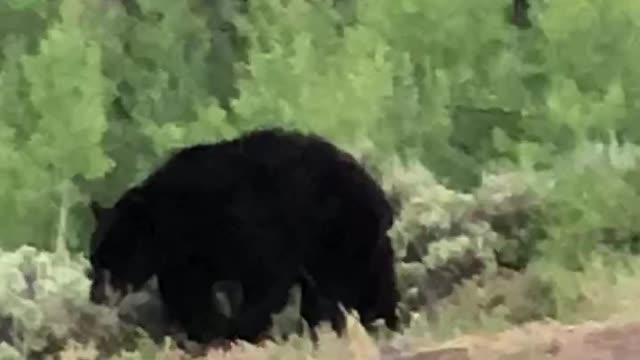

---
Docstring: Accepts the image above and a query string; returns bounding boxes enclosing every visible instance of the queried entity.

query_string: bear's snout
[89,269,127,306]
[89,279,108,304]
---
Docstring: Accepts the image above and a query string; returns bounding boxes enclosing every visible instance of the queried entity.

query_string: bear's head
[88,188,157,306]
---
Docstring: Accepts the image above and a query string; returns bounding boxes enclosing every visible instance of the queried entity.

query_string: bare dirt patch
[382,320,640,360]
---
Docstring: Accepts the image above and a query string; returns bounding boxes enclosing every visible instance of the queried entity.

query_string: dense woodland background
[2,0,640,358]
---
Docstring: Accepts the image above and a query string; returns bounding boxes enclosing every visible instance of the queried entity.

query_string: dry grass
[40,255,640,360]
[53,314,387,360]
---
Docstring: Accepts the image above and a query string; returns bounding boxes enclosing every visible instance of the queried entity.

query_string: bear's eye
[85,267,95,280]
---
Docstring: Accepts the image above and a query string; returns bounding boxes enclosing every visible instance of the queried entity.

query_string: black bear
[88,127,399,344]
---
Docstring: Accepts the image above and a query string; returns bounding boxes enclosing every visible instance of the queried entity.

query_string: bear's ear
[90,201,105,220]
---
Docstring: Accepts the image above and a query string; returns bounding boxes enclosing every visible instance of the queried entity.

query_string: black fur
[88,127,399,344]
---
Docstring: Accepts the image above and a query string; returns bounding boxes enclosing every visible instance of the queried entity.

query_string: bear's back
[134,129,352,204]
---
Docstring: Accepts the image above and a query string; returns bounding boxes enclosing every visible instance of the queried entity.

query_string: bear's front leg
[156,266,232,344]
